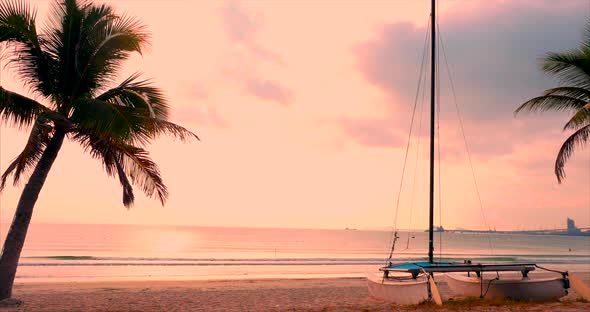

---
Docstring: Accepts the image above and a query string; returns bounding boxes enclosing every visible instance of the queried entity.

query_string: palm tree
[0,0,197,299]
[515,24,590,183]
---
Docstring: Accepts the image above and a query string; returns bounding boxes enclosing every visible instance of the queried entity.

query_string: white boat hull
[366,271,429,304]
[445,272,568,301]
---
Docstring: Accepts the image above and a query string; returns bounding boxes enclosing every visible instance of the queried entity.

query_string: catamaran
[366,0,589,304]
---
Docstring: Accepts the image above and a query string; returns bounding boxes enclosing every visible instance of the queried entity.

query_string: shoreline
[12,266,590,284]
[2,274,589,311]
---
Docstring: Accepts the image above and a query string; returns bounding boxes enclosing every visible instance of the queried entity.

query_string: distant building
[567,218,581,235]
[424,226,445,232]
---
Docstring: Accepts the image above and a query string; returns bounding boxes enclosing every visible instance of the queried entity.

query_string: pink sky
[0,0,589,230]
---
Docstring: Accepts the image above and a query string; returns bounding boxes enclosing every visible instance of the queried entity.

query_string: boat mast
[428,0,436,264]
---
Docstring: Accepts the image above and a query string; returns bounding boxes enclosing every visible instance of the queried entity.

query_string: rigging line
[404,90,423,248]
[405,29,430,250]
[386,15,431,262]
[438,29,495,257]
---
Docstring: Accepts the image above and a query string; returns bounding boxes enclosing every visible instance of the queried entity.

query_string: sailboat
[366,0,585,304]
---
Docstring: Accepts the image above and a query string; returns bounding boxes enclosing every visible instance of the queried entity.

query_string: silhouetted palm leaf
[555,125,590,182]
[542,50,590,89]
[0,115,53,189]
[563,103,590,130]
[544,86,590,99]
[516,22,590,182]
[515,95,586,114]
[70,98,198,146]
[73,131,168,207]
[0,0,58,98]
[151,119,200,142]
[97,73,166,119]
[0,86,48,127]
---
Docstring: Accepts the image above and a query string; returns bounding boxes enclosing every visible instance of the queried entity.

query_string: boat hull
[445,273,568,301]
[366,271,429,304]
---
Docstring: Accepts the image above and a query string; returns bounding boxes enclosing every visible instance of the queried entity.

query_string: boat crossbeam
[380,263,537,278]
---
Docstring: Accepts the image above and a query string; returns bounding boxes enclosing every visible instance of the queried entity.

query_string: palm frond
[71,94,197,145]
[541,50,590,89]
[1,86,48,128]
[543,86,590,100]
[0,0,58,97]
[0,0,35,39]
[81,12,150,72]
[69,98,145,142]
[115,161,134,207]
[563,103,590,130]
[0,115,53,190]
[44,0,86,99]
[151,119,200,142]
[73,131,168,206]
[515,94,586,115]
[46,0,150,98]
[555,125,590,183]
[121,144,167,205]
[583,21,590,51]
[96,73,167,119]
[69,128,136,207]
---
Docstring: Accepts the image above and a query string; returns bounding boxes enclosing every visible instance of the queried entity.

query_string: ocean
[1,223,588,282]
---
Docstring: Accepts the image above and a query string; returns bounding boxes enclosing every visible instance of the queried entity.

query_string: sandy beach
[1,274,589,312]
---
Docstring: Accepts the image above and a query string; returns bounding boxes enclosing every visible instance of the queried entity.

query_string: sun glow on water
[128,227,197,256]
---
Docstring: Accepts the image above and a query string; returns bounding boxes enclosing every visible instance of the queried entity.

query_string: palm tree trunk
[0,130,66,300]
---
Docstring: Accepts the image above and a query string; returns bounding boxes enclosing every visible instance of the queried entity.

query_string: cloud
[220,0,260,42]
[174,105,229,128]
[185,83,209,100]
[340,119,404,147]
[355,1,585,119]
[219,1,291,105]
[220,0,283,64]
[244,77,292,105]
[437,118,563,161]
[173,83,228,127]
[347,0,587,157]
[248,43,284,65]
[354,21,426,105]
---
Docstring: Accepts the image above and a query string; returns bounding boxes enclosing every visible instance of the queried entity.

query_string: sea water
[1,223,588,282]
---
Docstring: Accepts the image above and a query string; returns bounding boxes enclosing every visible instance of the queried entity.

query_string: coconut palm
[515,25,590,183]
[0,0,197,299]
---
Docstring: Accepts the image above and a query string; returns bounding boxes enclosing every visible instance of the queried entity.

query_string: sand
[0,275,589,312]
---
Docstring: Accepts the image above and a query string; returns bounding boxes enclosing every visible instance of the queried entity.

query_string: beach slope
[1,276,590,311]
